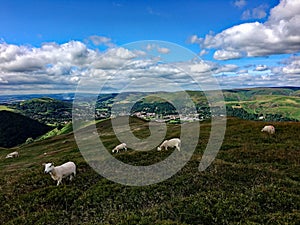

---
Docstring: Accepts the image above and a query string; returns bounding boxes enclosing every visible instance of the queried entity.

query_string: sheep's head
[157,147,162,151]
[43,163,54,173]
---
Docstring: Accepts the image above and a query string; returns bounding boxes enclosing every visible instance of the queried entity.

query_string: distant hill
[222,87,300,121]
[0,110,52,148]
[0,87,299,127]
[111,87,300,121]
[10,97,72,126]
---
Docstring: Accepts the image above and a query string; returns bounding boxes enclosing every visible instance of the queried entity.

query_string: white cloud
[189,61,216,73]
[0,37,298,94]
[0,43,23,62]
[188,35,202,44]
[0,76,8,83]
[242,4,268,20]
[88,35,115,48]
[268,0,300,23]
[146,44,155,51]
[195,0,300,60]
[278,55,300,75]
[145,44,171,54]
[91,47,138,69]
[0,41,92,73]
[252,5,268,19]
[0,41,143,93]
[157,47,170,54]
[213,50,243,60]
[215,64,239,74]
[199,49,208,57]
[234,0,247,8]
[255,65,269,71]
[241,10,251,20]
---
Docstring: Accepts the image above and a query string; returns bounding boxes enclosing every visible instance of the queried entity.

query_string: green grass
[37,122,74,141]
[0,117,299,224]
[113,88,300,121]
[0,105,15,112]
[225,95,300,120]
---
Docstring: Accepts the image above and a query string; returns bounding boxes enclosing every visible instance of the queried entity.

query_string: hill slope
[0,117,299,224]
[11,97,72,126]
[112,87,300,121]
[0,111,52,148]
[223,87,300,121]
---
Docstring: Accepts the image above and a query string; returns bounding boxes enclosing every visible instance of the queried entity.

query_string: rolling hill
[0,87,299,149]
[0,116,299,224]
[105,87,300,121]
[222,87,300,121]
[0,111,53,148]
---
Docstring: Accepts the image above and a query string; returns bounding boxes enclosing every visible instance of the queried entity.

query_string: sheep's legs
[57,179,62,186]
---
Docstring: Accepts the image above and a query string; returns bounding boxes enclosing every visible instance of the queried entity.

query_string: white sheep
[43,161,76,186]
[112,143,127,153]
[157,138,181,151]
[261,125,275,134]
[5,151,19,159]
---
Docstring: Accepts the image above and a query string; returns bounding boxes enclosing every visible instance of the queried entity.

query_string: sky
[0,0,299,94]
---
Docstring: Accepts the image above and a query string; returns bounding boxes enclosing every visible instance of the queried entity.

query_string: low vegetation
[0,117,299,224]
[10,97,72,126]
[0,111,52,148]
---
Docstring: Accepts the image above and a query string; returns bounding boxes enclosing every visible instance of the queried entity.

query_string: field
[0,105,15,112]
[0,117,300,224]
[225,95,300,121]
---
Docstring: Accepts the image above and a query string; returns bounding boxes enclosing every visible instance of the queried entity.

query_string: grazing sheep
[261,125,275,134]
[112,143,127,153]
[43,161,76,186]
[157,138,181,151]
[5,151,19,159]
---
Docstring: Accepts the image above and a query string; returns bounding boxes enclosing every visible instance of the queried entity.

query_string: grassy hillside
[0,111,52,148]
[224,92,300,121]
[11,97,72,126]
[113,87,300,121]
[0,117,299,224]
[37,122,73,141]
[0,105,15,112]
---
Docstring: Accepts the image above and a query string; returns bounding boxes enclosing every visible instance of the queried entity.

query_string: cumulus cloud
[234,0,247,8]
[216,72,285,89]
[278,55,300,75]
[157,47,170,54]
[0,41,145,93]
[0,41,92,73]
[242,4,268,20]
[145,44,171,54]
[188,60,217,74]
[194,0,300,60]
[1,40,222,93]
[213,50,244,60]
[0,76,8,83]
[188,35,202,44]
[255,64,269,71]
[215,64,239,74]
[88,35,115,48]
[91,47,139,70]
[199,49,208,57]
[1,37,298,94]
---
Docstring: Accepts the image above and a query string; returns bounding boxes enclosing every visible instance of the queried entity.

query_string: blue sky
[0,0,299,94]
[1,0,276,47]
